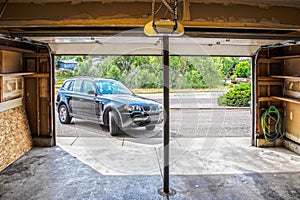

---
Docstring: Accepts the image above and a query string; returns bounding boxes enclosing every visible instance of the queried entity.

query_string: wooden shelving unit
[0,51,26,103]
[254,44,300,150]
[255,50,284,147]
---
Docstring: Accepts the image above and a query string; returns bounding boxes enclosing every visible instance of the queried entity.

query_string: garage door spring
[261,106,283,142]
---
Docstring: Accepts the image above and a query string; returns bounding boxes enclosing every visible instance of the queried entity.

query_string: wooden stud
[182,0,191,21]
[0,76,2,102]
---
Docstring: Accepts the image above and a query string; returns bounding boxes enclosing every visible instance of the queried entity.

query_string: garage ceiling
[0,0,300,55]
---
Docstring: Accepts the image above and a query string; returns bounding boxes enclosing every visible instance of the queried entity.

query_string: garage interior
[1,0,300,199]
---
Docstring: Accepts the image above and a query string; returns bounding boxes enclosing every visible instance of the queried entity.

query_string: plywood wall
[1,51,22,73]
[0,106,32,171]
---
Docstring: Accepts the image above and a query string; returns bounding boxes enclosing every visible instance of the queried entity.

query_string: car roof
[65,77,117,82]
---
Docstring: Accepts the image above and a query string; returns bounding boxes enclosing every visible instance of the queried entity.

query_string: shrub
[218,83,251,107]
[56,69,74,77]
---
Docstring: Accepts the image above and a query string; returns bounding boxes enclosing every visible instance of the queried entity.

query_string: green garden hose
[261,106,283,142]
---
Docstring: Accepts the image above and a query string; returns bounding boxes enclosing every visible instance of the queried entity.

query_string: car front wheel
[109,111,120,136]
[58,104,72,124]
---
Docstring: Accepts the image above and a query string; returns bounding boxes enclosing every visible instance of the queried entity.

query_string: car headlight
[132,105,142,111]
[124,104,132,112]
[159,105,163,111]
[124,105,142,112]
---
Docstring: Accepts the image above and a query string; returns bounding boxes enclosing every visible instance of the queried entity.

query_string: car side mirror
[87,90,95,95]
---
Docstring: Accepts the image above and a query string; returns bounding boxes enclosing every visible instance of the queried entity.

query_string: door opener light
[144,19,184,37]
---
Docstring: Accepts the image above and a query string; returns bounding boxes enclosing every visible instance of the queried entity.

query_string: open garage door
[1,34,300,199]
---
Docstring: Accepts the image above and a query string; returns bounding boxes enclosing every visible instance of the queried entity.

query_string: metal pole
[163,36,170,193]
[158,36,176,196]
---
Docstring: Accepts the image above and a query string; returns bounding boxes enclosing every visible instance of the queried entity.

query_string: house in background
[58,59,78,71]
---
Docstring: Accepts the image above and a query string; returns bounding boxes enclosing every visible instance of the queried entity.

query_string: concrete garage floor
[1,137,300,200]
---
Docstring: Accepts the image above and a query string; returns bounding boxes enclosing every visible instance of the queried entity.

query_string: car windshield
[95,80,133,95]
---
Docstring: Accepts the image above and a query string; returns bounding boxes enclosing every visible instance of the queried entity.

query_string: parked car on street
[56,77,163,136]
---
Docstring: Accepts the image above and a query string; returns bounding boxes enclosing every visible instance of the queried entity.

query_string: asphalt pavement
[56,92,251,138]
[138,92,227,109]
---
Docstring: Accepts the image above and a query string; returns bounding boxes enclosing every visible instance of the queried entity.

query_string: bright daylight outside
[55,54,252,176]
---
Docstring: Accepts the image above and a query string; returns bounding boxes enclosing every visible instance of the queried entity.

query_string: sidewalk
[57,136,300,176]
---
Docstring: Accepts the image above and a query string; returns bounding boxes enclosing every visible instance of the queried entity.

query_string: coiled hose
[261,106,283,142]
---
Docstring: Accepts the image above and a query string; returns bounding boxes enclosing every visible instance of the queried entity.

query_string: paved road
[56,92,251,138]
[56,109,251,138]
[139,92,226,108]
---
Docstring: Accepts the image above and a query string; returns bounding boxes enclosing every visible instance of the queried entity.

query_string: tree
[212,57,239,79]
[186,69,206,88]
[187,57,222,88]
[62,55,245,89]
[76,57,94,76]
[234,59,251,78]
[107,65,121,80]
[169,56,189,88]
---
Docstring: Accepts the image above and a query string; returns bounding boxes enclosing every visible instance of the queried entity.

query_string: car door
[70,79,84,116]
[80,80,99,121]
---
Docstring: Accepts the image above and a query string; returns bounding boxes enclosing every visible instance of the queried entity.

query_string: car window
[69,80,74,91]
[62,81,71,90]
[82,81,95,94]
[96,80,133,95]
[73,79,83,92]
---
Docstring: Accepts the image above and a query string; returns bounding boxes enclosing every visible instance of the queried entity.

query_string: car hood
[101,94,159,106]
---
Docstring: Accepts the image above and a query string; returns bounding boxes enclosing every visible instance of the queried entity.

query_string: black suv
[56,77,163,136]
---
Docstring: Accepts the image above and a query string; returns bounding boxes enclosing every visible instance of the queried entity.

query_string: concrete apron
[1,137,300,200]
[57,136,300,176]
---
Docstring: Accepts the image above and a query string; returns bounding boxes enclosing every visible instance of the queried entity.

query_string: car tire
[58,104,72,124]
[109,111,120,136]
[145,125,155,131]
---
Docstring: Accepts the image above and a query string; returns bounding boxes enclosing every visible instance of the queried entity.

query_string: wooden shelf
[257,76,283,86]
[271,75,300,80]
[0,98,22,113]
[24,73,49,78]
[258,58,282,64]
[258,97,280,102]
[271,55,300,60]
[23,53,49,58]
[257,76,278,81]
[0,72,35,76]
[0,72,49,78]
[271,96,300,104]
[257,81,283,86]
